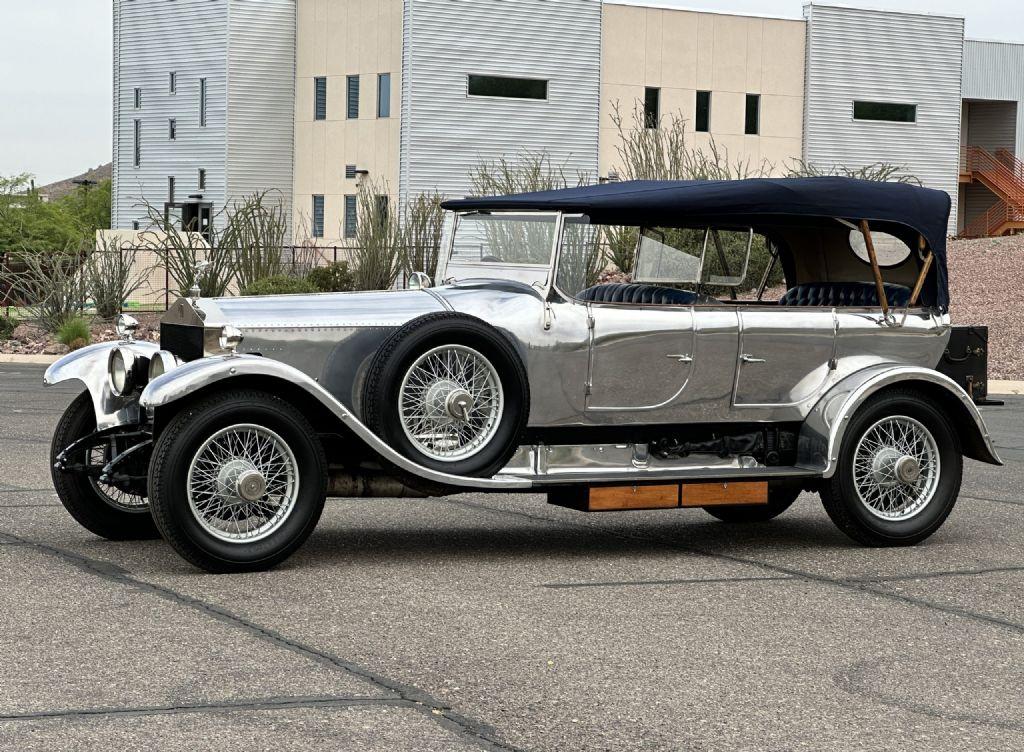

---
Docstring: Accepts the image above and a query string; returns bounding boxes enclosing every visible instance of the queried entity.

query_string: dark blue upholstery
[780,282,912,308]
[578,283,707,306]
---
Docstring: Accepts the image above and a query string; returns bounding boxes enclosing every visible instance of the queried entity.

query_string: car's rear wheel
[148,390,327,573]
[702,484,802,523]
[820,390,962,546]
[362,313,529,479]
[51,391,157,540]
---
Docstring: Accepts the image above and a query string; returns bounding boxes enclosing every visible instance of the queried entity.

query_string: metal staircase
[959,146,1024,238]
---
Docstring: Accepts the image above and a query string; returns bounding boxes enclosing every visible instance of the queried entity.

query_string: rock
[43,343,70,356]
[12,324,38,342]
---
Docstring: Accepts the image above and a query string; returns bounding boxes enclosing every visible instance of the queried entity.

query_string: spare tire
[362,313,529,478]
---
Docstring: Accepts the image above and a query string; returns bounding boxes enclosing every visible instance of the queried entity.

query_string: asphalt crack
[542,574,793,589]
[0,529,524,752]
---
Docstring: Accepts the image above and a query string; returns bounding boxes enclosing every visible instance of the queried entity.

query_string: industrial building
[111,0,1024,243]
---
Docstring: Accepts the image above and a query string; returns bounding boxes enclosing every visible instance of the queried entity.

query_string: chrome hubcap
[853,415,940,521]
[187,424,299,543]
[399,345,504,462]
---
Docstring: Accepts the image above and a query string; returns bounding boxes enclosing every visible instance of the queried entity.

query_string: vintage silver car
[46,178,1001,571]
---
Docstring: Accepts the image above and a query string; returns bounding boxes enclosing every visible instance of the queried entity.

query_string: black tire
[702,484,802,523]
[820,389,962,547]
[50,391,158,541]
[362,313,529,478]
[148,390,327,573]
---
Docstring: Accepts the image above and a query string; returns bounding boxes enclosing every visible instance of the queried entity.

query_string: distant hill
[37,163,112,201]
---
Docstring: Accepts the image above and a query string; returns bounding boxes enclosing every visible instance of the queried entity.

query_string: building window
[376,195,389,225]
[198,168,206,190]
[134,87,142,109]
[344,194,358,238]
[314,77,327,120]
[132,221,140,231]
[312,195,325,238]
[347,75,360,119]
[744,94,760,135]
[168,118,177,140]
[644,87,660,129]
[199,78,207,127]
[168,176,175,204]
[377,73,391,118]
[345,164,358,179]
[133,119,141,167]
[696,91,711,133]
[169,71,177,94]
[467,75,547,100]
[853,101,917,123]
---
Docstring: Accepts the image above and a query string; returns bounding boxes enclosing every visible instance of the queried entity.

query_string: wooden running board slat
[549,481,768,512]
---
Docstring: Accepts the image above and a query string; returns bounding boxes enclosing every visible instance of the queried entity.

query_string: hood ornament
[189,260,212,301]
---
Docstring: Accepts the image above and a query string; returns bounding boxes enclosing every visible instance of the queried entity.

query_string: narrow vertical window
[344,194,358,238]
[376,195,389,226]
[377,73,391,118]
[169,71,177,94]
[696,91,711,133]
[134,87,142,108]
[168,118,176,140]
[347,75,360,119]
[345,164,358,179]
[168,176,176,204]
[745,94,760,135]
[198,168,206,190]
[132,221,140,231]
[133,119,141,167]
[312,195,325,238]
[199,78,207,127]
[644,87,660,129]
[314,77,327,120]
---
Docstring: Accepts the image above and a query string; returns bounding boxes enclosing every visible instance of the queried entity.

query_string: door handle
[741,354,766,364]
[666,354,693,363]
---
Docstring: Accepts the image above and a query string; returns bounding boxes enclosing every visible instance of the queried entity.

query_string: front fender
[139,355,532,491]
[799,365,1002,477]
[44,340,160,429]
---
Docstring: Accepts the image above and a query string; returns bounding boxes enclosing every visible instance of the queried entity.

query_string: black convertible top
[443,177,952,309]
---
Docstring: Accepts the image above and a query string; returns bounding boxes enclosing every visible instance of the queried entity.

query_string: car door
[585,303,696,412]
[732,307,837,410]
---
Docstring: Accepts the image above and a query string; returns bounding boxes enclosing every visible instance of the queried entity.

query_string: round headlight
[108,348,136,396]
[116,314,139,339]
[148,351,179,381]
[218,325,244,352]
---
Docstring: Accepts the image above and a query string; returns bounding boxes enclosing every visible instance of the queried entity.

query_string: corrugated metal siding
[802,4,964,233]
[226,0,296,227]
[963,40,1024,157]
[112,0,229,230]
[400,0,603,199]
[960,182,1000,232]
[112,0,120,227]
[965,100,1017,154]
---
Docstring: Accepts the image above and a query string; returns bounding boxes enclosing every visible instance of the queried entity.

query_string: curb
[990,380,1024,396]
[0,354,61,365]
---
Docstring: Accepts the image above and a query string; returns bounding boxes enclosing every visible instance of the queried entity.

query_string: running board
[550,481,770,512]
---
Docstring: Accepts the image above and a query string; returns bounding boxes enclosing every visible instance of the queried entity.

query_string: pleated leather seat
[780,282,911,308]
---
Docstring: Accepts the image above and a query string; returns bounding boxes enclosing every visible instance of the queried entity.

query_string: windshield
[451,212,557,266]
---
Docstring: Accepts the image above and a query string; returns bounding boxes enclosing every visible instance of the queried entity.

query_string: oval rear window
[849,229,912,267]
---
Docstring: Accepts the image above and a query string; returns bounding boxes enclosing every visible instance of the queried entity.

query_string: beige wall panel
[295,77,314,124]
[297,1,316,77]
[711,90,745,136]
[604,5,648,87]
[744,20,764,93]
[761,22,806,97]
[661,12,699,91]
[760,94,803,139]
[711,15,748,93]
[694,13,716,91]
[644,10,664,87]
[758,136,802,173]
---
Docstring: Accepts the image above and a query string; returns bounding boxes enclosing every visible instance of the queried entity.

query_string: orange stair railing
[961,146,1024,210]
[960,200,1024,239]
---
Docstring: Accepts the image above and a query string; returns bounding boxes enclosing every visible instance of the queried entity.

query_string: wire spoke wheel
[87,442,146,511]
[853,415,940,522]
[399,344,504,462]
[186,424,300,543]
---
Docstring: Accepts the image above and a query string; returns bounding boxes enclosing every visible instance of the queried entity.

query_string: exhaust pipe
[327,473,428,499]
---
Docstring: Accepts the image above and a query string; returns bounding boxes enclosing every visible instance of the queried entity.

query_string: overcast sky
[0,0,1018,185]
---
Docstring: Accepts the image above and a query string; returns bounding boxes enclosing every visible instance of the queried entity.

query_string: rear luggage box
[936,325,1002,406]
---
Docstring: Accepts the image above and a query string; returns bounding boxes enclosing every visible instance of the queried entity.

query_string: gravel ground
[948,236,1024,380]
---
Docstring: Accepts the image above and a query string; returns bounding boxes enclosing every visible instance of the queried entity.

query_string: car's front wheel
[820,389,962,546]
[148,390,327,573]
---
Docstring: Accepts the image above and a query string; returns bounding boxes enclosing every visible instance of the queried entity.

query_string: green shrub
[306,262,355,293]
[241,275,318,297]
[56,317,91,349]
[0,315,15,341]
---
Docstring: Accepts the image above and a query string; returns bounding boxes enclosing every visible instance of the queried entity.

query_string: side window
[849,229,912,267]
[555,218,604,298]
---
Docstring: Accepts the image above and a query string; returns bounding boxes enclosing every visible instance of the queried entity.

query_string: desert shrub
[87,236,153,319]
[306,262,355,293]
[225,190,290,290]
[351,179,403,291]
[57,317,91,348]
[241,275,318,297]
[401,192,445,279]
[0,314,14,340]
[0,251,88,333]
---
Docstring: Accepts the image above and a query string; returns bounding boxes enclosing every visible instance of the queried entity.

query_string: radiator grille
[160,323,205,362]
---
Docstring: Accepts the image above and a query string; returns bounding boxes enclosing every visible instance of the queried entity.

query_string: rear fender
[799,365,1002,477]
[139,354,532,491]
[44,341,160,430]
